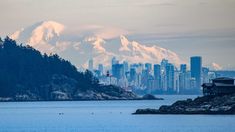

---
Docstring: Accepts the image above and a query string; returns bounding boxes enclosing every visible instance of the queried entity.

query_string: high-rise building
[202,67,209,83]
[112,64,124,80]
[179,64,187,93]
[88,59,93,71]
[185,71,191,90]
[123,61,129,74]
[160,59,168,91]
[154,64,161,79]
[180,64,187,73]
[190,56,202,93]
[179,72,185,93]
[208,71,216,82]
[130,68,136,82]
[141,69,149,88]
[145,63,152,72]
[147,75,155,94]
[166,63,175,92]
[98,64,104,76]
[174,71,180,93]
[154,64,161,89]
[111,57,118,65]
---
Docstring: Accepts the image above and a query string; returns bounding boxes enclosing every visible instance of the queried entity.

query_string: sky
[0,0,235,69]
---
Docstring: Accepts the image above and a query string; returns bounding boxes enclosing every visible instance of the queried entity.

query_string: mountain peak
[10,20,65,43]
[28,20,65,44]
[9,21,65,53]
[119,35,130,51]
[84,36,106,53]
[9,22,184,68]
[212,62,223,70]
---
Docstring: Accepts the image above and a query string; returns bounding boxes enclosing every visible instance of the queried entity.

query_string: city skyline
[88,55,222,95]
[87,55,226,72]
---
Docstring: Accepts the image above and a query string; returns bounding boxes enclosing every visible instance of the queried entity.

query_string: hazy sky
[1,0,235,69]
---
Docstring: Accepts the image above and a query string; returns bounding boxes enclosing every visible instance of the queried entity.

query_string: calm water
[0,95,235,132]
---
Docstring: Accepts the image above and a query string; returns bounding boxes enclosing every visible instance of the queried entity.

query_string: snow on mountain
[9,21,184,68]
[211,62,223,70]
[119,35,131,51]
[10,21,65,53]
[84,36,106,53]
[28,21,64,44]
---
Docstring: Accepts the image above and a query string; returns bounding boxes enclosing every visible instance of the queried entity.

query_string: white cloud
[72,24,129,40]
[94,27,129,39]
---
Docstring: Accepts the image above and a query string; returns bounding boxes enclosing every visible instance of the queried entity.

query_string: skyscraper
[166,63,175,93]
[112,63,124,80]
[160,59,168,91]
[88,59,93,71]
[130,68,136,82]
[179,64,187,93]
[180,64,187,73]
[154,64,161,89]
[111,57,118,65]
[123,61,129,74]
[190,56,202,93]
[202,67,209,83]
[145,63,152,72]
[98,64,104,75]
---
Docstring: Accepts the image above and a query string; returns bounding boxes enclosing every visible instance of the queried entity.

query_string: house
[202,77,235,96]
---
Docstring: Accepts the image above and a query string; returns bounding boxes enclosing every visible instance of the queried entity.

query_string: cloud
[94,27,129,39]
[66,24,130,39]
[133,1,176,7]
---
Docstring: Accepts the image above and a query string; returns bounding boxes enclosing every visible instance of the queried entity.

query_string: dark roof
[202,83,213,87]
[214,83,235,87]
[213,77,234,81]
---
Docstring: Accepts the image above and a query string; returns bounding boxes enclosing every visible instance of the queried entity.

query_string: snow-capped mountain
[10,21,184,69]
[10,21,65,53]
[211,62,223,71]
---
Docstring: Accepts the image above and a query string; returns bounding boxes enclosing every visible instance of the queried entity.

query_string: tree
[0,37,127,100]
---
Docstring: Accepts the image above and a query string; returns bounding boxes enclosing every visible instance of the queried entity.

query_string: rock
[51,91,70,100]
[14,91,39,101]
[133,93,235,115]
[0,97,13,101]
[134,108,159,114]
[142,94,163,100]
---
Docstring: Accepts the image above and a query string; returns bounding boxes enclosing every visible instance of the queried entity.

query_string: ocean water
[0,95,235,132]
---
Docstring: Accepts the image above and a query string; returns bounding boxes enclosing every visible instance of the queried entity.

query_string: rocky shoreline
[0,93,163,102]
[133,94,235,114]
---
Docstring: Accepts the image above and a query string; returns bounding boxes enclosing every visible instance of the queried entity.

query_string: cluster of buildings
[88,56,218,95]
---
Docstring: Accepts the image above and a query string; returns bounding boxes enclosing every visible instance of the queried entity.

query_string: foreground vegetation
[0,37,137,101]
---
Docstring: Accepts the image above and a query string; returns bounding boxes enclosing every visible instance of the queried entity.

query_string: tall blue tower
[190,56,202,93]
[154,64,161,89]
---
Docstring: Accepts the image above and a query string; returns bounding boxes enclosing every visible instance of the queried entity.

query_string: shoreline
[133,94,235,115]
[0,97,164,103]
